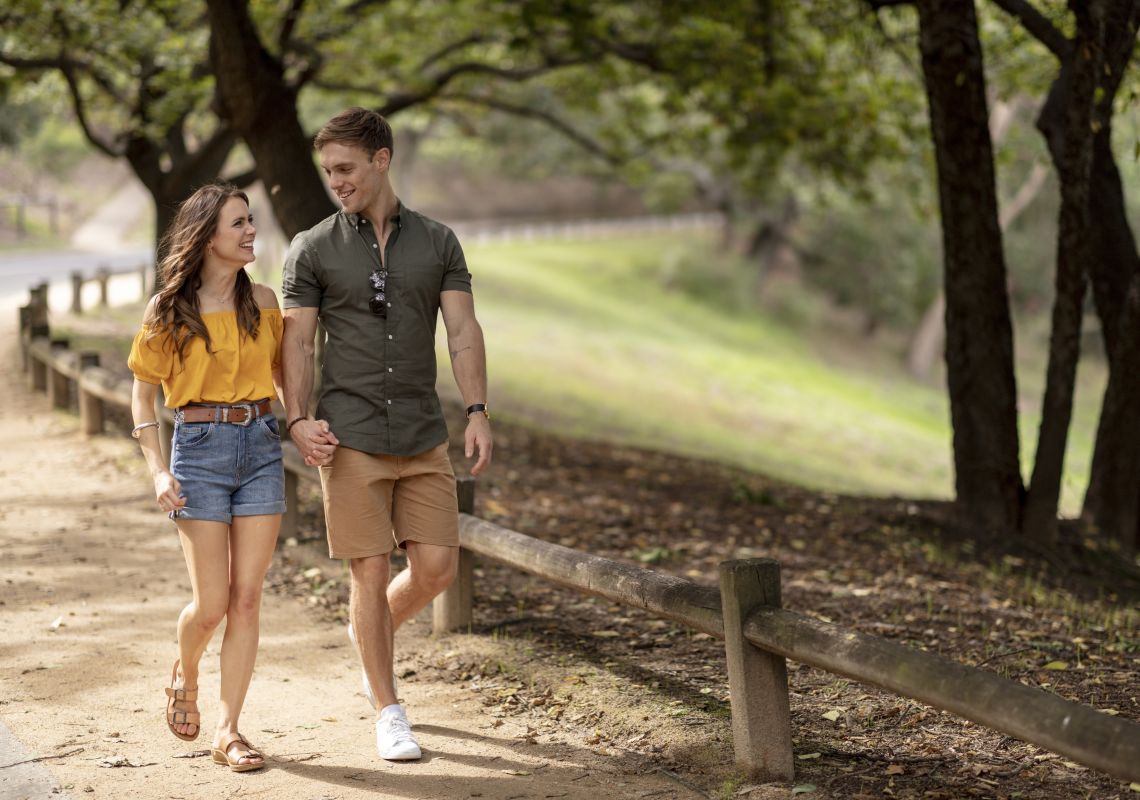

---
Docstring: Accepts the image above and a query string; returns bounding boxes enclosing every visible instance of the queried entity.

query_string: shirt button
[386,399,392,405]
[372,243,377,248]
[387,367,393,372]
[388,334,393,340]
[386,302,392,307]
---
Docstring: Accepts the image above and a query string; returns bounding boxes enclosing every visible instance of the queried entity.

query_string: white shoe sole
[347,623,398,708]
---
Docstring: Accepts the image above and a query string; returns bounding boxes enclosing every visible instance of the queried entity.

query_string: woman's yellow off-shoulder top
[127,308,283,408]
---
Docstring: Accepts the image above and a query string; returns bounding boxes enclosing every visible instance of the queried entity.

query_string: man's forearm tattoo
[450,345,472,361]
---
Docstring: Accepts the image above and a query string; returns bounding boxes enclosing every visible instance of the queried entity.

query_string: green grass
[444,233,1101,514]
[74,232,1102,515]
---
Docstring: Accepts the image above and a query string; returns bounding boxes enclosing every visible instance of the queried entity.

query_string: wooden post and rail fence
[16,282,1140,785]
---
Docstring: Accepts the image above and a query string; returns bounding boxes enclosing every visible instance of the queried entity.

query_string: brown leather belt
[177,399,273,426]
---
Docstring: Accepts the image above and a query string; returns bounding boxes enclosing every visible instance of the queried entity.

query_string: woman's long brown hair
[144,183,260,364]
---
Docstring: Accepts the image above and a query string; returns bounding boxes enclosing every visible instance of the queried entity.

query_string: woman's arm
[131,377,185,513]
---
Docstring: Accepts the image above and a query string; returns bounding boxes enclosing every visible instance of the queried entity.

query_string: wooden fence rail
[17,287,1140,785]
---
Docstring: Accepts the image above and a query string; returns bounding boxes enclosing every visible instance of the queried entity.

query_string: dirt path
[0,335,695,800]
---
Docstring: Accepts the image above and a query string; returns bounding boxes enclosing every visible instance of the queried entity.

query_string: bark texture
[1022,2,1104,542]
[206,0,336,240]
[915,0,1023,536]
[1078,1,1140,554]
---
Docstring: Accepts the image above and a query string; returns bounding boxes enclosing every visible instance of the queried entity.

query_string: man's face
[318,142,388,215]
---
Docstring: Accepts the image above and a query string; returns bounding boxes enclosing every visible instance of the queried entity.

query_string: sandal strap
[169,710,200,725]
[215,731,246,754]
[165,686,198,701]
[237,733,261,756]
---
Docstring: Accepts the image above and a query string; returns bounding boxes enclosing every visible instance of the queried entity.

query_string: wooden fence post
[281,469,299,541]
[18,305,31,370]
[433,476,475,634]
[70,271,84,314]
[719,558,794,782]
[78,352,104,435]
[47,339,72,409]
[97,267,111,307]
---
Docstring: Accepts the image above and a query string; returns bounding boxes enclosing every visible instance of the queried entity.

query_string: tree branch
[278,0,306,53]
[58,65,121,158]
[314,52,589,117]
[988,0,1071,59]
[442,92,624,167]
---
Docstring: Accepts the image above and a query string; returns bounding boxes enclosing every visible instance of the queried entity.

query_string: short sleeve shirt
[281,204,472,456]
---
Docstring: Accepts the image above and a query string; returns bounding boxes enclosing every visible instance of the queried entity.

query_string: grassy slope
[64,232,1102,514]
[451,233,1102,515]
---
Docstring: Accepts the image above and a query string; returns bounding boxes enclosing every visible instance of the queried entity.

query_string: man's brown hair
[313,107,394,157]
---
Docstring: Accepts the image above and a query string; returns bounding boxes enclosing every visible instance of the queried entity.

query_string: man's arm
[281,306,338,465]
[440,289,492,475]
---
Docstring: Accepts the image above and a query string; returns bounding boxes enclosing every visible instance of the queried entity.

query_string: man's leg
[388,541,458,630]
[349,554,398,710]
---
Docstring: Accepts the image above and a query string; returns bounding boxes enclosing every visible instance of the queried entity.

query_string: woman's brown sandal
[164,660,200,742]
[211,732,265,772]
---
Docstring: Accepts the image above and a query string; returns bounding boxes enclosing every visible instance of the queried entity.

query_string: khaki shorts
[318,443,459,559]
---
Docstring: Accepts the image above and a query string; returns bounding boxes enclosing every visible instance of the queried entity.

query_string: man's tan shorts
[318,442,459,559]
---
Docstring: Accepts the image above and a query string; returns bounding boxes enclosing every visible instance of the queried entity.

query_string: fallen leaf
[591,631,620,638]
[502,769,531,776]
[821,709,841,722]
[1043,661,1068,671]
[791,785,816,795]
[171,750,211,759]
[49,617,64,631]
[97,757,154,768]
[797,752,821,760]
[885,764,905,775]
[321,716,337,722]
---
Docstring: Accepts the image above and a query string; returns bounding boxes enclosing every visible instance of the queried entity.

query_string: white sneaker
[347,624,398,708]
[376,705,421,761]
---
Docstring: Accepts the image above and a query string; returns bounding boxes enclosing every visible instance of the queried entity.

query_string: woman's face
[208,197,256,266]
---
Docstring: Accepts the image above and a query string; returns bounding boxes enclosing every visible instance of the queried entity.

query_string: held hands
[153,470,186,515]
[465,414,492,476]
[291,418,339,467]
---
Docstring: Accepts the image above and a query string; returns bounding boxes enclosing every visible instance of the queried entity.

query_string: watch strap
[465,403,489,420]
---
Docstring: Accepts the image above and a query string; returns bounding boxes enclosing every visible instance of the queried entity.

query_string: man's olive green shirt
[282,204,472,456]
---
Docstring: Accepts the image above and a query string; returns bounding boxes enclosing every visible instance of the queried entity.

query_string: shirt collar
[348,200,403,231]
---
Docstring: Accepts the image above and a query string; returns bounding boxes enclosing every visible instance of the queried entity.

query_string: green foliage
[798,178,942,329]
[0,0,216,152]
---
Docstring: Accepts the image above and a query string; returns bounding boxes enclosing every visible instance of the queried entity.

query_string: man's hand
[291,418,339,467]
[465,414,492,475]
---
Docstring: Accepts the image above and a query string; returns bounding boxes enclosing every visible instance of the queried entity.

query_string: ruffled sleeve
[127,326,174,384]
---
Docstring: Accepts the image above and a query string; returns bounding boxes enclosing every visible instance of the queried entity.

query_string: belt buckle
[231,403,254,427]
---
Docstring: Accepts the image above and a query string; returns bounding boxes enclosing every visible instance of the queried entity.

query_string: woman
[128,182,284,773]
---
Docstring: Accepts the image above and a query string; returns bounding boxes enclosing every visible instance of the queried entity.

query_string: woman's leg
[173,519,231,738]
[214,513,280,764]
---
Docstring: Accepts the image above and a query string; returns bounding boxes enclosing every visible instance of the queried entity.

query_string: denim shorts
[169,413,286,524]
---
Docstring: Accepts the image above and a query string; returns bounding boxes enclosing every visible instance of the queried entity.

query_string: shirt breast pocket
[396,256,446,300]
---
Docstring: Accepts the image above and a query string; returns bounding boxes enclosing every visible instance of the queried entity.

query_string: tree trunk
[1079,2,1140,545]
[906,162,1047,380]
[1022,3,1105,543]
[206,0,336,239]
[1084,272,1140,556]
[915,0,1023,536]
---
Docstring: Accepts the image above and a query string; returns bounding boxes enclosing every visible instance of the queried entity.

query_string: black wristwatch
[465,403,490,420]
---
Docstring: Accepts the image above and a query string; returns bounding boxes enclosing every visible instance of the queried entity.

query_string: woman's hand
[153,470,186,514]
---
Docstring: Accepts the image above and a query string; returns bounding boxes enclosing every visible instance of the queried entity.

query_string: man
[280,107,492,761]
